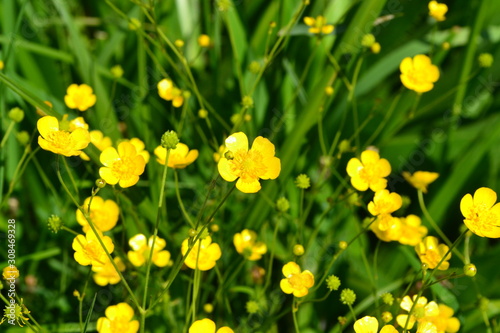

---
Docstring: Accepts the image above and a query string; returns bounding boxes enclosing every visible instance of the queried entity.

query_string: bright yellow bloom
[424,304,460,333]
[92,257,125,286]
[346,150,391,192]
[127,234,171,267]
[189,318,234,333]
[400,55,440,93]
[182,236,221,271]
[398,215,428,246]
[218,132,281,193]
[370,214,402,242]
[280,262,314,297]
[37,116,90,156]
[303,16,334,35]
[403,171,439,193]
[233,229,267,261]
[76,196,120,232]
[154,143,198,168]
[3,266,19,280]
[354,316,398,333]
[415,236,451,270]
[460,187,500,238]
[397,295,440,330]
[417,322,438,333]
[122,138,150,163]
[72,229,114,267]
[368,190,403,216]
[99,142,146,188]
[197,34,211,48]
[428,1,448,21]
[64,84,97,111]
[96,303,139,333]
[68,116,89,131]
[90,130,113,151]
[157,79,184,107]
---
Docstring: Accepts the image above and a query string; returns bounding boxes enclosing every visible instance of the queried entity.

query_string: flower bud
[8,107,24,123]
[47,215,64,233]
[95,179,106,189]
[340,288,356,305]
[293,244,305,256]
[295,174,311,189]
[161,130,179,149]
[276,197,290,213]
[326,275,341,291]
[464,263,477,277]
[110,65,124,79]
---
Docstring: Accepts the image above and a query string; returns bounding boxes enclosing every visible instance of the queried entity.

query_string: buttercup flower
[397,295,439,330]
[197,34,211,48]
[72,229,114,267]
[460,187,500,238]
[398,215,428,246]
[90,130,113,151]
[368,190,403,216]
[189,318,233,333]
[403,171,439,193]
[233,229,267,261]
[280,262,315,297]
[37,116,90,156]
[424,304,460,333]
[96,303,139,333]
[415,236,451,270]
[158,79,184,107]
[181,236,221,271]
[92,257,125,286]
[428,1,448,21]
[76,196,120,232]
[64,83,97,111]
[154,143,198,168]
[122,138,150,163]
[218,132,281,193]
[400,55,440,93]
[354,316,398,333]
[303,16,334,35]
[3,266,19,280]
[127,234,171,267]
[370,214,402,242]
[346,150,391,192]
[99,142,146,188]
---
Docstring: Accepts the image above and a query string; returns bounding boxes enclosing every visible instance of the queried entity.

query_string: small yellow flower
[122,138,150,164]
[354,316,398,333]
[154,143,198,168]
[76,196,120,232]
[157,78,184,107]
[280,262,314,297]
[368,190,403,216]
[198,34,211,48]
[37,116,90,156]
[346,150,391,192]
[189,318,234,333]
[397,295,439,330]
[64,84,97,111]
[233,229,267,261]
[90,130,113,151]
[370,214,402,242]
[403,171,439,193]
[68,116,89,131]
[0,60,4,70]
[182,236,221,271]
[398,215,428,246]
[92,257,125,286]
[218,132,281,193]
[460,187,500,238]
[99,142,146,188]
[371,42,381,54]
[428,1,448,21]
[97,303,139,333]
[424,304,460,333]
[110,65,124,78]
[72,229,114,267]
[415,236,451,270]
[303,16,334,35]
[175,39,185,48]
[400,54,440,93]
[2,266,19,280]
[127,234,171,267]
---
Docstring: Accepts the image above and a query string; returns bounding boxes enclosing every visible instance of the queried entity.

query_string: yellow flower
[92,257,125,286]
[3,266,19,280]
[424,304,460,333]
[158,79,184,107]
[428,1,448,21]
[99,142,146,188]
[417,322,438,333]
[398,215,428,246]
[460,187,500,238]
[90,130,113,151]
[181,236,221,271]
[415,236,451,270]
[403,171,439,193]
[76,196,120,232]
[233,229,267,261]
[303,16,335,35]
[368,190,403,216]
[189,318,234,333]
[370,214,402,242]
[154,143,198,168]
[127,234,171,267]
[68,116,89,131]
[37,116,90,156]
[346,150,391,192]
[197,34,211,48]
[122,138,150,163]
[279,262,315,297]
[218,132,281,193]
[354,316,398,333]
[64,83,97,111]
[400,54,440,93]
[72,229,114,267]
[97,303,139,333]
[397,295,439,330]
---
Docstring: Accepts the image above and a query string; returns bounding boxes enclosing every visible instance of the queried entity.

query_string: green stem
[292,299,301,333]
[0,121,15,148]
[174,170,195,227]
[61,156,80,202]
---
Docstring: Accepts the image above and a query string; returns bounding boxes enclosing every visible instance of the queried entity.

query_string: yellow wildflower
[417,322,438,333]
[428,1,448,21]
[233,229,267,261]
[99,142,146,188]
[424,304,460,333]
[64,84,97,111]
[197,34,211,48]
[397,295,439,330]
[346,150,391,192]
[158,78,184,107]
[181,236,221,271]
[154,143,198,168]
[403,171,439,193]
[2,266,19,280]
[400,54,440,93]
[76,196,120,232]
[90,130,113,151]
[460,187,500,238]
[122,138,150,163]
[370,214,402,242]
[37,116,90,156]
[92,257,125,286]
[189,318,234,333]
[218,132,281,193]
[96,303,139,333]
[303,16,334,35]
[354,316,398,333]
[72,229,114,267]
[280,262,315,297]
[368,190,403,216]
[371,42,381,54]
[398,215,428,246]
[127,234,171,267]
[415,236,451,270]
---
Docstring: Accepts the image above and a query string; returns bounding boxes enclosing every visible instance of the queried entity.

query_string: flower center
[231,149,267,182]
[111,157,135,180]
[84,240,104,263]
[110,316,130,331]
[47,131,72,151]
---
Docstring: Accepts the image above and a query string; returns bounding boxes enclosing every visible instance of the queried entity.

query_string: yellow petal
[380,325,398,333]
[353,316,378,333]
[322,25,334,34]
[225,132,248,153]
[280,278,294,294]
[474,187,497,209]
[129,234,147,250]
[70,128,90,150]
[303,16,315,26]
[99,167,119,185]
[261,156,281,180]
[100,147,120,166]
[346,158,362,177]
[128,251,145,267]
[376,158,392,177]
[460,193,473,217]
[118,141,137,158]
[153,250,171,267]
[37,116,59,139]
[360,150,380,165]
[236,177,261,193]
[399,57,413,74]
[218,158,238,182]
[251,136,275,157]
[216,327,234,333]
[189,318,216,333]
[119,175,139,188]
[282,262,301,277]
[351,176,369,191]
[413,54,431,70]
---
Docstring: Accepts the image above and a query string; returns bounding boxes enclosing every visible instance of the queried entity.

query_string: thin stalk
[174,170,195,227]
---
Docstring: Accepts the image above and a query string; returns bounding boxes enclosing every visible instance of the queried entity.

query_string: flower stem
[292,299,301,333]
[174,170,195,228]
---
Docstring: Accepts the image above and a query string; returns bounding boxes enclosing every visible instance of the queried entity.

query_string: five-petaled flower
[400,54,440,93]
[96,303,139,333]
[403,171,439,193]
[37,116,90,156]
[99,142,146,188]
[303,16,334,35]
[158,79,184,107]
[181,236,221,271]
[154,143,198,168]
[72,229,114,267]
[428,1,448,21]
[346,149,391,192]
[280,262,315,297]
[76,196,120,232]
[415,236,451,270]
[368,190,403,216]
[233,229,267,261]
[354,316,398,333]
[64,83,97,111]
[396,295,439,330]
[218,132,281,193]
[189,318,233,333]
[92,257,125,286]
[460,187,500,238]
[127,234,171,267]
